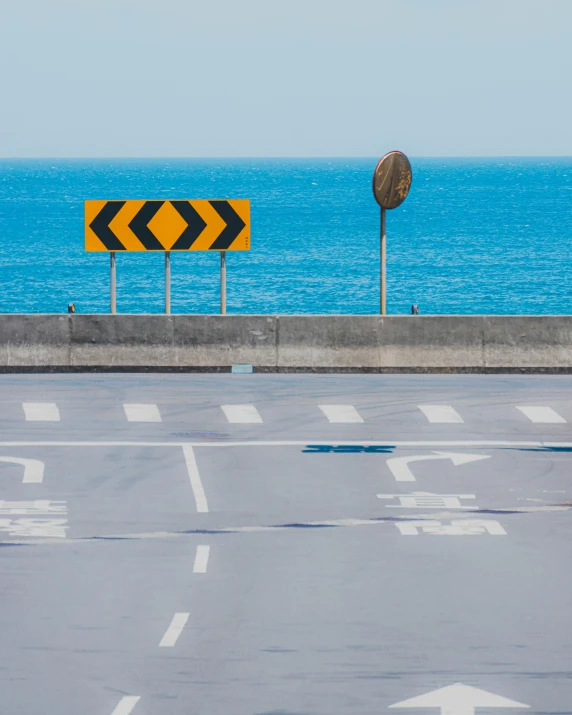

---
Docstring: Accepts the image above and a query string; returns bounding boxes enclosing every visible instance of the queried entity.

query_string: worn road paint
[0,439,563,448]
[395,519,507,536]
[22,403,60,422]
[183,445,208,513]
[193,544,210,573]
[319,405,364,423]
[0,456,44,483]
[123,404,162,422]
[418,405,464,423]
[159,612,190,647]
[109,696,141,715]
[387,451,490,482]
[221,404,263,423]
[517,405,567,424]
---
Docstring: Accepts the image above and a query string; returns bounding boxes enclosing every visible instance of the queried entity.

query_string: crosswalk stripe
[22,403,60,422]
[418,405,464,424]
[123,404,162,422]
[221,404,263,424]
[516,406,567,424]
[319,405,364,423]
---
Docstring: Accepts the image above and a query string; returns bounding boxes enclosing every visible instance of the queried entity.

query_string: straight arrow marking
[387,452,490,482]
[389,683,529,715]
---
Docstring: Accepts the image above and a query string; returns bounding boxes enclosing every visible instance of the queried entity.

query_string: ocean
[0,158,570,315]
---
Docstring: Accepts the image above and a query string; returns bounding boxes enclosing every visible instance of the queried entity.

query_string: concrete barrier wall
[0,314,571,371]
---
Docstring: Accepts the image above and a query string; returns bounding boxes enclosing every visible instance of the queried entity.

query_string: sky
[1,0,571,157]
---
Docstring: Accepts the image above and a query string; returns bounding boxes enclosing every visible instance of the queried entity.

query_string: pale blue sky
[1,0,571,157]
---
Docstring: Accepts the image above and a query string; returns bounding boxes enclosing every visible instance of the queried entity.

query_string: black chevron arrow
[89,201,127,250]
[209,201,246,250]
[128,201,165,250]
[170,201,208,250]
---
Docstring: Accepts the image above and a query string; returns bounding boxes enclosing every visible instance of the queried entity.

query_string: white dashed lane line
[221,404,263,423]
[159,613,190,648]
[193,544,210,573]
[516,406,567,423]
[123,404,162,422]
[110,696,141,715]
[22,402,60,421]
[418,405,464,424]
[183,445,209,513]
[319,404,364,423]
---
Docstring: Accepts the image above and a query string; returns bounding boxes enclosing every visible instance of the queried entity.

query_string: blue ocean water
[0,158,570,315]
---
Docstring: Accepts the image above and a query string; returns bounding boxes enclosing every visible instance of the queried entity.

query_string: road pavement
[0,374,571,714]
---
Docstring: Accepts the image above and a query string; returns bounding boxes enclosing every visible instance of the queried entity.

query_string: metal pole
[110,252,116,314]
[165,251,171,314]
[380,207,386,315]
[220,251,226,315]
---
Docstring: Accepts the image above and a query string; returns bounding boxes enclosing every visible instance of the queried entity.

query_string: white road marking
[319,404,364,423]
[0,456,44,483]
[395,519,507,536]
[389,682,528,711]
[159,612,190,647]
[23,402,60,421]
[193,544,210,573]
[418,405,464,423]
[110,696,141,715]
[0,439,554,447]
[516,405,567,423]
[387,451,490,482]
[123,403,162,422]
[183,445,208,513]
[221,404,263,423]
[378,492,477,509]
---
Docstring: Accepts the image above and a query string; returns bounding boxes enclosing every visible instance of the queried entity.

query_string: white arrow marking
[387,452,490,482]
[0,456,45,483]
[389,683,529,715]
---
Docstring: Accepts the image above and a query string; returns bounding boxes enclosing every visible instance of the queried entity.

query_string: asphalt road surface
[1,373,571,715]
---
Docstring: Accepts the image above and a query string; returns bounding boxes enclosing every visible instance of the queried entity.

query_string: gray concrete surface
[0,374,571,714]
[1,314,572,370]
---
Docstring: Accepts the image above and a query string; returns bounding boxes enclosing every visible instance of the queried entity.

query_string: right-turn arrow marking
[387,451,490,482]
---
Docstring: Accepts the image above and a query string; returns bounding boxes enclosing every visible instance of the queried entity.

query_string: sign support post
[220,251,226,315]
[85,200,250,314]
[110,252,116,314]
[372,151,412,316]
[380,207,386,315]
[165,251,171,315]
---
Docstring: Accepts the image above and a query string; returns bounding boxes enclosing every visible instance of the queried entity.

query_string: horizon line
[0,155,571,161]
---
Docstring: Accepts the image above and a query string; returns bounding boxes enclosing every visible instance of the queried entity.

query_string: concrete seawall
[0,314,571,372]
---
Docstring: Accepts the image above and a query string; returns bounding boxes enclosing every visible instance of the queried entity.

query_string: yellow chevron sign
[85,199,250,251]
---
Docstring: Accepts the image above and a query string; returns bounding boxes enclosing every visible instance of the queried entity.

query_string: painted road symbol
[378,492,477,509]
[395,519,507,536]
[389,683,529,713]
[85,199,250,252]
[386,452,490,482]
[0,456,44,483]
